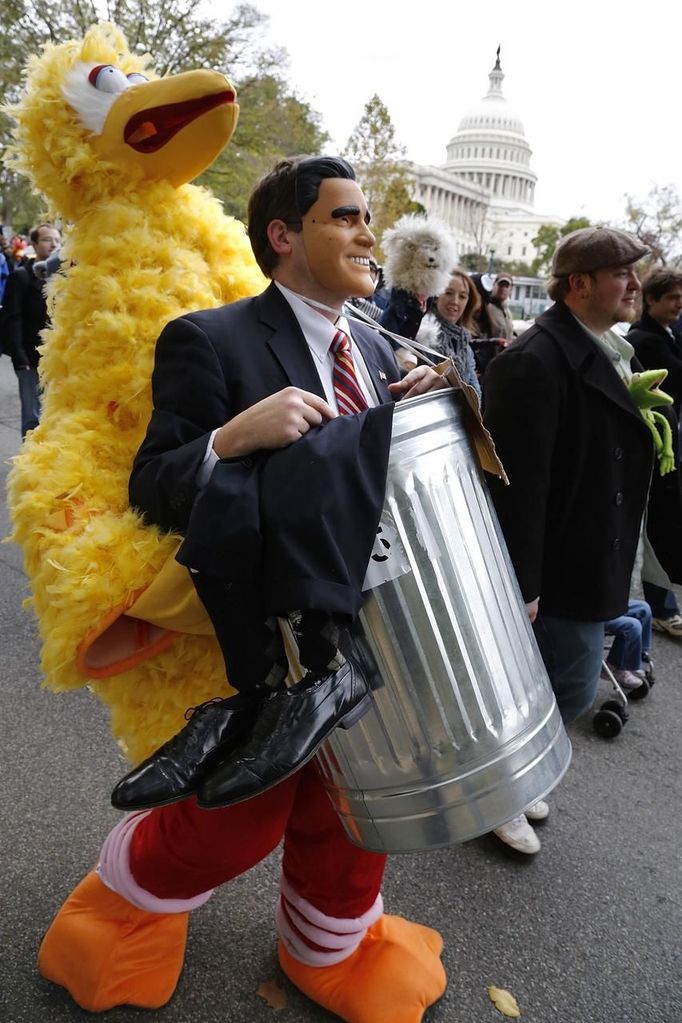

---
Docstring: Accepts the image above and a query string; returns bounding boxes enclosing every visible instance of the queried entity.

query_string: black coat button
[614,447,623,460]
[612,538,621,550]
[615,492,623,505]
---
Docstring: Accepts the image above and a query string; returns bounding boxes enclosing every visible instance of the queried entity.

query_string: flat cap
[551,227,649,276]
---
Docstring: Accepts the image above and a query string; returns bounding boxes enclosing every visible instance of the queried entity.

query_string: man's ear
[568,271,591,298]
[267,219,295,257]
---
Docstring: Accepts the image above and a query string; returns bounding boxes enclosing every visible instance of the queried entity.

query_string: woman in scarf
[416,269,482,398]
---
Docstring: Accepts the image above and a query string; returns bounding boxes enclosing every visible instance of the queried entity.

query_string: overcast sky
[212,0,680,225]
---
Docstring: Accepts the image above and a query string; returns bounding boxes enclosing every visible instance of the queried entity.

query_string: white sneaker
[525,799,550,821]
[493,814,541,854]
[652,613,682,637]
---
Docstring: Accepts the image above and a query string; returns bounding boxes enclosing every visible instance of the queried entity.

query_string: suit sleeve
[129,316,232,533]
[483,347,559,603]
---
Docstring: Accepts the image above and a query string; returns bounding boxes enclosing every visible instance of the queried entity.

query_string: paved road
[1,355,680,1023]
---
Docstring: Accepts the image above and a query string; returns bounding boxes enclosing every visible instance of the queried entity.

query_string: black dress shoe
[111,694,261,811]
[197,660,370,809]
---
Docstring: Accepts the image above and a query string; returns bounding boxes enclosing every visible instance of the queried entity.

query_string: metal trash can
[316,389,571,853]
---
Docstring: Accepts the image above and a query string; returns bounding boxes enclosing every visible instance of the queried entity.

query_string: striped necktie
[330,329,369,415]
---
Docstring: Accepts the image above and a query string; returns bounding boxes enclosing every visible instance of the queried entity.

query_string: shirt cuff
[196,429,219,489]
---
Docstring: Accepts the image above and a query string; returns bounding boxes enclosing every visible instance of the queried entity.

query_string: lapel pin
[379,370,387,381]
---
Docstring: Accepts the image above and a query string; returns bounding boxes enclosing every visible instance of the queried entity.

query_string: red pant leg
[129,773,301,900]
[282,764,387,918]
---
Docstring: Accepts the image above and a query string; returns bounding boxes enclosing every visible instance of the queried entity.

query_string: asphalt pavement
[1,354,680,1023]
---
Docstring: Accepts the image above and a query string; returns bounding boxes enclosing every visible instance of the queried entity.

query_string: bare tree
[623,184,682,267]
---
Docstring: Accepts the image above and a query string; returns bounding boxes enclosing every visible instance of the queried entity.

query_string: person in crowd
[629,268,682,414]
[485,273,515,340]
[603,599,653,689]
[628,268,682,638]
[371,263,390,312]
[40,156,449,1022]
[469,272,510,381]
[2,222,60,436]
[346,257,384,322]
[483,227,653,854]
[9,234,28,268]
[416,268,482,397]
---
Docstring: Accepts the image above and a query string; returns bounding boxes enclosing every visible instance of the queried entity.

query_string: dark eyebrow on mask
[331,205,361,219]
[330,205,372,225]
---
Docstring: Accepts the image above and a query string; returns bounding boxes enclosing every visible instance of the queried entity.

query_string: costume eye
[88,65,129,93]
[127,72,148,85]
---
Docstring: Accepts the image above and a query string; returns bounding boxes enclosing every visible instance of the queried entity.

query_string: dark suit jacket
[628,312,682,415]
[483,301,653,621]
[130,282,400,535]
[627,312,682,584]
[2,263,47,368]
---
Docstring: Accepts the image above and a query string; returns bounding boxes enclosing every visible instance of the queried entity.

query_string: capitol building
[411,51,562,266]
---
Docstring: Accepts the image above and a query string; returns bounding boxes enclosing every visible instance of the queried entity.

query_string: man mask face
[296,178,376,304]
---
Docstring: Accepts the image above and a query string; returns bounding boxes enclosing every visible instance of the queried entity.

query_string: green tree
[530,216,592,275]
[496,259,535,277]
[1,1,326,226]
[200,73,328,222]
[345,94,420,254]
[460,252,487,273]
[623,184,682,267]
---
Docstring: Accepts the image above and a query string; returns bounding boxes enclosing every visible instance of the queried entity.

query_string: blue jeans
[642,581,680,620]
[16,366,41,437]
[604,600,652,670]
[533,615,605,725]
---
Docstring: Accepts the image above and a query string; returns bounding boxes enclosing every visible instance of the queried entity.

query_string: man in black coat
[484,227,653,852]
[2,222,60,436]
[628,267,682,637]
[72,156,449,1022]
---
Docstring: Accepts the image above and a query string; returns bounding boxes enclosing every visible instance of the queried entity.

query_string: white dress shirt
[198,282,380,485]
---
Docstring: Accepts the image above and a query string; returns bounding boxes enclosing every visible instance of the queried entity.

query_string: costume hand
[388,365,450,401]
[525,598,539,623]
[213,387,336,458]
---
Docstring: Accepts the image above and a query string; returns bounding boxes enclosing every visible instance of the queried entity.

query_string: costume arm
[129,316,232,533]
[483,348,559,604]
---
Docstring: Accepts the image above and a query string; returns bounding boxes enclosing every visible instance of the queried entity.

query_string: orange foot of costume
[278,914,446,1023]
[37,871,188,1012]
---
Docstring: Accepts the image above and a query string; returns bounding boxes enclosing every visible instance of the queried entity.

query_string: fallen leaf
[488,985,521,1018]
[256,979,288,1011]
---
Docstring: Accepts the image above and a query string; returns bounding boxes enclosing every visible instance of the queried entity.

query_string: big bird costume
[7,24,446,1022]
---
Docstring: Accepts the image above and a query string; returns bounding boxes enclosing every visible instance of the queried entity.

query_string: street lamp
[487,247,496,273]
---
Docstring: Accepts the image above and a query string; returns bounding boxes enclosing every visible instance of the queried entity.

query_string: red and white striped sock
[276,872,383,966]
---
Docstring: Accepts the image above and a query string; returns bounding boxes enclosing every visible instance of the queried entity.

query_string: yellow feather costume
[6,24,265,763]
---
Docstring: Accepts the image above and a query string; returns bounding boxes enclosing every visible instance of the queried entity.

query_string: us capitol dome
[410,49,561,266]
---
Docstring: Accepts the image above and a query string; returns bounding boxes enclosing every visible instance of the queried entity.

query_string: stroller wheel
[601,698,629,723]
[593,708,624,738]
[627,678,650,702]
